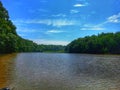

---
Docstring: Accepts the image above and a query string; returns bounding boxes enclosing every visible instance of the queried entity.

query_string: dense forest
[0,1,64,53]
[1,1,120,54]
[66,32,120,54]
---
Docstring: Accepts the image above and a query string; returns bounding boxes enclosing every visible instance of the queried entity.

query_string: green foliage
[0,1,36,53]
[0,1,65,53]
[1,1,120,54]
[66,32,120,54]
[0,1,18,53]
[35,45,65,53]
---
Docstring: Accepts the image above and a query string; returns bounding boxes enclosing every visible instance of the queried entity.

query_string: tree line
[1,1,120,54]
[65,32,120,54]
[0,1,65,54]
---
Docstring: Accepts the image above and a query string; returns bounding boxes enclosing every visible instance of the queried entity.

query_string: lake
[0,53,120,90]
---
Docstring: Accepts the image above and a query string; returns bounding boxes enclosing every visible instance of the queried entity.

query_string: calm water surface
[0,53,120,90]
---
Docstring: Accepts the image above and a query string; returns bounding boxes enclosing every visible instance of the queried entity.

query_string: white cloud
[46,30,64,34]
[17,28,38,33]
[70,10,79,14]
[13,19,76,27]
[80,13,120,31]
[81,24,105,30]
[13,19,51,26]
[73,3,86,7]
[107,13,120,23]
[33,39,70,45]
[52,19,75,27]
[52,14,66,17]
[81,27,105,30]
[29,8,48,14]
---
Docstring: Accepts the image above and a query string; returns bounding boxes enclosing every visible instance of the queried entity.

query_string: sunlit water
[0,53,120,90]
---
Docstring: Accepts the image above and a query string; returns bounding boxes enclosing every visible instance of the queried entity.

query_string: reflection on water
[0,53,120,90]
[0,53,17,88]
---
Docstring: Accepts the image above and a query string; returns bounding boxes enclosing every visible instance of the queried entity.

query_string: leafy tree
[0,1,65,53]
[66,32,120,54]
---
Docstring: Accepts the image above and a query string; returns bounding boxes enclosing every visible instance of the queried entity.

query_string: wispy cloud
[81,13,120,31]
[46,30,64,34]
[13,19,77,27]
[73,3,87,7]
[33,39,70,45]
[80,13,120,31]
[81,24,105,30]
[70,10,79,14]
[52,14,66,17]
[51,19,76,27]
[107,13,120,23]
[29,9,48,13]
[17,28,40,33]
[81,27,105,30]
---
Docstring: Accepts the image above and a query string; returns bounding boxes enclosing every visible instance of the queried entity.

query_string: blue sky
[1,0,120,45]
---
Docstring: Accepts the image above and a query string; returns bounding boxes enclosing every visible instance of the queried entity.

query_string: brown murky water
[0,53,16,88]
[0,53,120,90]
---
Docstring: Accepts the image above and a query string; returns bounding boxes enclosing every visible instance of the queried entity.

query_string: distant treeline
[65,32,120,54]
[35,45,65,53]
[1,1,120,54]
[0,1,65,54]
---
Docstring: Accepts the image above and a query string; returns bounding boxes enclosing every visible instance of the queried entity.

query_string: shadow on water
[0,53,17,88]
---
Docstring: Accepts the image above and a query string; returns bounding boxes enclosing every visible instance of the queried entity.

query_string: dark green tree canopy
[0,1,9,20]
[1,1,120,54]
[0,1,17,35]
[0,1,64,53]
[0,1,36,53]
[66,32,120,54]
